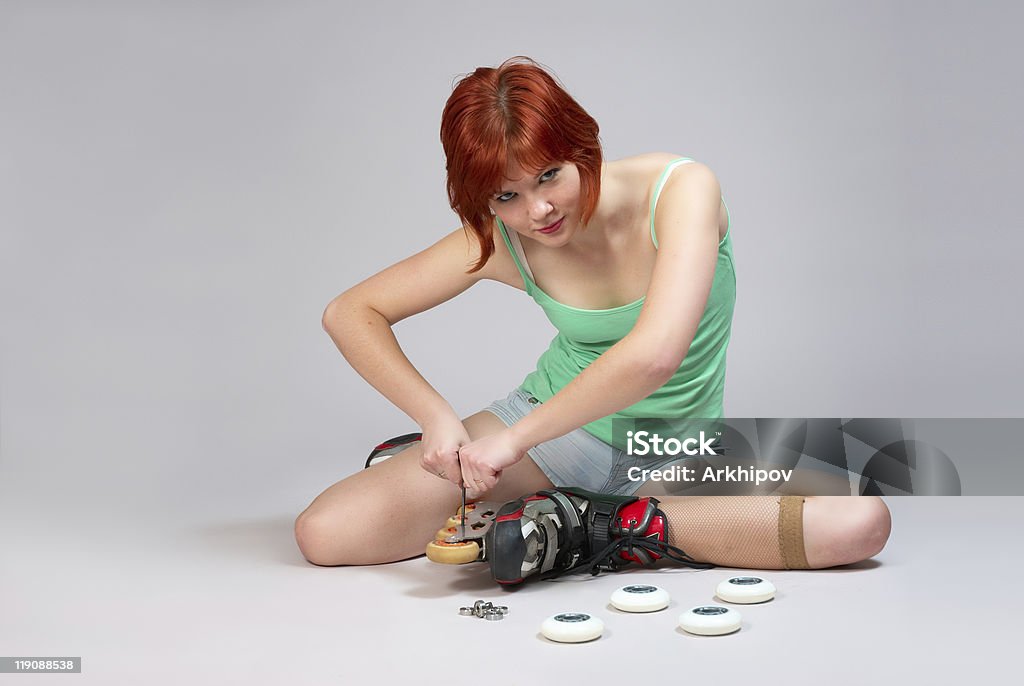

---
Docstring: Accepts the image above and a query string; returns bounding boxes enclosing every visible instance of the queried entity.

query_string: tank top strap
[649,157,695,249]
[496,217,537,290]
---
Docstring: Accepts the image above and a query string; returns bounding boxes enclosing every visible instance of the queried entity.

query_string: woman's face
[488,159,581,245]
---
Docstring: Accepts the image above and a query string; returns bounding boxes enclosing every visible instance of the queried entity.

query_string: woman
[295,58,891,578]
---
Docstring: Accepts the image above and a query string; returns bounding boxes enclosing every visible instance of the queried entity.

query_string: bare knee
[294,508,349,566]
[294,497,381,566]
[855,496,892,560]
[805,496,892,568]
[293,448,458,566]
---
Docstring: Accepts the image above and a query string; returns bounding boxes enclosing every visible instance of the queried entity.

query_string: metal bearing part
[481,604,509,617]
[460,599,509,620]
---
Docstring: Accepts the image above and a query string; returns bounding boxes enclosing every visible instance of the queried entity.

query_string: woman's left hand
[458,429,526,497]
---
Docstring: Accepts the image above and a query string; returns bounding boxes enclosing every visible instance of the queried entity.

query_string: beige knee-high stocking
[657,495,811,570]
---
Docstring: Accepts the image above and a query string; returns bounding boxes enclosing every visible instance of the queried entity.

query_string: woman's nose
[529,196,554,221]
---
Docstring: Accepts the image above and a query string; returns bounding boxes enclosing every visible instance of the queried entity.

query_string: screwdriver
[458,452,466,539]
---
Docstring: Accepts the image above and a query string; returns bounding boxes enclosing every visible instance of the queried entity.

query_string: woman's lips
[537,217,564,234]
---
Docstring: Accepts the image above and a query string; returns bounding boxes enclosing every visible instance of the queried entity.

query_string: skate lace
[552,516,714,578]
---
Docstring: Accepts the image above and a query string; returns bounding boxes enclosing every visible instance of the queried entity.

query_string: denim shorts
[484,388,691,496]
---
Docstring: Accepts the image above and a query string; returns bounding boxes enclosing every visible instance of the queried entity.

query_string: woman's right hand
[418,411,470,488]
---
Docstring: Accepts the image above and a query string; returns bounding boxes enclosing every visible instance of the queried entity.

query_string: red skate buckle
[615,500,667,565]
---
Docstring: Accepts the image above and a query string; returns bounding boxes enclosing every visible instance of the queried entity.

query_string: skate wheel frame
[715,576,776,604]
[436,501,502,545]
[679,605,742,636]
[541,612,604,643]
[424,501,502,565]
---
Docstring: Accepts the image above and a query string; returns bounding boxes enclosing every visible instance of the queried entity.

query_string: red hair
[440,57,602,273]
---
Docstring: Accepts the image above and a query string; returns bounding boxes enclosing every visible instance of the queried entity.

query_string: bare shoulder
[609,152,715,193]
[334,226,473,322]
[647,156,722,244]
[467,219,527,290]
[428,221,514,284]
[328,219,528,327]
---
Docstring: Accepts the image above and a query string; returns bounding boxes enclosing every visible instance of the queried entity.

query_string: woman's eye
[496,192,515,202]
[540,168,559,181]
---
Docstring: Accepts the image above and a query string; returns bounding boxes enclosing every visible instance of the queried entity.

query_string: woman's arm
[323,226,491,479]
[458,163,723,491]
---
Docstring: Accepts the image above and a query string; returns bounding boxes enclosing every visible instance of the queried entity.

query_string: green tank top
[496,158,736,451]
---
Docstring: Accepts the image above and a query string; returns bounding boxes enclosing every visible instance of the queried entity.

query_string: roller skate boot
[426,487,713,585]
[486,487,713,585]
[364,432,422,468]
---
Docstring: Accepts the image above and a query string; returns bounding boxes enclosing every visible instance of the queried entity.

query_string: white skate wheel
[715,576,776,604]
[609,584,670,613]
[541,612,604,643]
[679,605,742,636]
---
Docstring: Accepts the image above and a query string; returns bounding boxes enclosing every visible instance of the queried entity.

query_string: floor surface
[2,496,1019,684]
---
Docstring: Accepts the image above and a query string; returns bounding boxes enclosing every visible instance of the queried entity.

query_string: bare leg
[634,485,892,570]
[802,495,892,567]
[294,410,554,566]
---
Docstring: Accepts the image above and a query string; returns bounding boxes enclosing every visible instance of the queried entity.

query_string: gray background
[1,1,1021,683]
